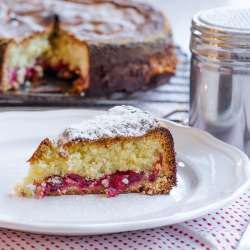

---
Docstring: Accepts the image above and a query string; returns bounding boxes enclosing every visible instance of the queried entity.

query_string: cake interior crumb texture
[14,106,176,198]
[4,31,89,92]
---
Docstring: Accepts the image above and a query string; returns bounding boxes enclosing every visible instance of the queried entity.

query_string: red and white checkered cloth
[0,189,249,250]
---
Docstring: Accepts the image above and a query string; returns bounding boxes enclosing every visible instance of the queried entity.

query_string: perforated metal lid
[191,8,250,61]
[194,7,250,33]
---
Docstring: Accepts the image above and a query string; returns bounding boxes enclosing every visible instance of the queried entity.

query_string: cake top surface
[57,105,160,145]
[0,0,166,41]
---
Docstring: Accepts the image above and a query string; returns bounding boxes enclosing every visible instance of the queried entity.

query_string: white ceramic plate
[0,109,249,235]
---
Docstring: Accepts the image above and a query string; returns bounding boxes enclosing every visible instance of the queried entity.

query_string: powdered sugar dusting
[57,106,160,145]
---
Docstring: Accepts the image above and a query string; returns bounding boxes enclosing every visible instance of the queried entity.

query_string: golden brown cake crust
[28,127,175,163]
[27,137,53,164]
[27,126,177,195]
[0,39,9,92]
[21,126,176,197]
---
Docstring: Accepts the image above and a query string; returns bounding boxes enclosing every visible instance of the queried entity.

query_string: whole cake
[14,106,177,198]
[0,0,177,96]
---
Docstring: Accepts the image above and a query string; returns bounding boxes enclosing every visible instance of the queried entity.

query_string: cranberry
[45,176,64,192]
[149,168,160,182]
[9,69,17,82]
[128,171,144,183]
[55,61,69,71]
[35,176,63,198]
[64,174,82,182]
[64,174,94,188]
[107,187,118,197]
[93,177,106,189]
[158,154,163,165]
[64,174,84,187]
[109,172,128,190]
[25,68,34,79]
[106,171,145,197]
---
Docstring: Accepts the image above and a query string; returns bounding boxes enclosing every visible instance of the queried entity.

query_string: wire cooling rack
[0,47,189,121]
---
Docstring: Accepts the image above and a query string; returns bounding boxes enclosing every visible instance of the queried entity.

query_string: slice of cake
[14,106,176,198]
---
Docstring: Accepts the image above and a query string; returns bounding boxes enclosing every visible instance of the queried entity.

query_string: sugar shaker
[189,8,250,155]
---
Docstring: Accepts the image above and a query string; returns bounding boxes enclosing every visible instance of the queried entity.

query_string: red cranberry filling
[7,59,83,88]
[8,69,17,84]
[42,59,81,79]
[7,65,42,87]
[149,168,160,182]
[35,168,160,198]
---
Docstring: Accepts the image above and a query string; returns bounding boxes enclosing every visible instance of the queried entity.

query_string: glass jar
[189,7,250,155]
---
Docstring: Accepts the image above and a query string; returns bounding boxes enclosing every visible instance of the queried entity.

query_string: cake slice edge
[14,106,177,198]
[14,127,176,198]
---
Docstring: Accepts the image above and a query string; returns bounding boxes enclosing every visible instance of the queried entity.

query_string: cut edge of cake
[0,31,50,92]
[14,105,177,198]
[45,30,90,93]
[0,28,90,93]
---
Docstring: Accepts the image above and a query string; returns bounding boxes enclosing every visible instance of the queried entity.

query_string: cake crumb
[59,147,68,158]
[122,178,129,184]
[101,179,109,188]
